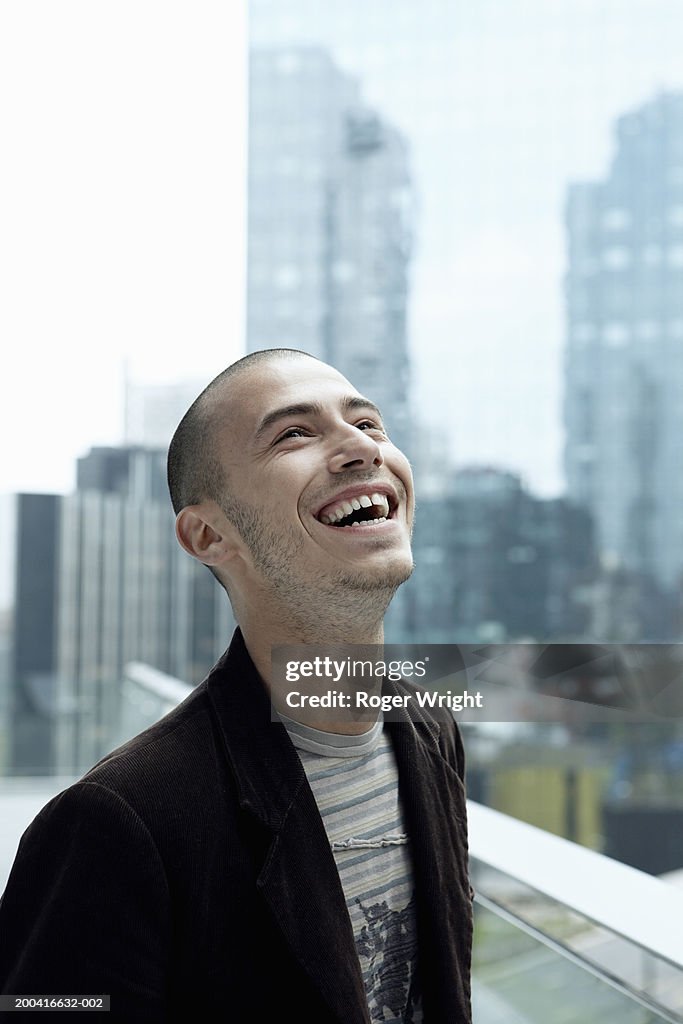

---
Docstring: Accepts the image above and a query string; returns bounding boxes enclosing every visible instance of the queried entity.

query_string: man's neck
[238,606,386,735]
[241,616,385,683]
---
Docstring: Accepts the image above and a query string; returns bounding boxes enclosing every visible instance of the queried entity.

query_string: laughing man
[0,349,473,1023]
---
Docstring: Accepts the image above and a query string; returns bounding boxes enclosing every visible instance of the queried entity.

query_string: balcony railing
[469,801,683,1022]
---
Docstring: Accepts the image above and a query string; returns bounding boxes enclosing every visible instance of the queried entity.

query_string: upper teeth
[320,492,390,525]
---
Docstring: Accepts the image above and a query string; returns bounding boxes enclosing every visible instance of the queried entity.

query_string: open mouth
[317,492,396,528]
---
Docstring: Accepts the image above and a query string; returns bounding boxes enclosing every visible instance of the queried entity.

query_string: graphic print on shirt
[355,891,421,1023]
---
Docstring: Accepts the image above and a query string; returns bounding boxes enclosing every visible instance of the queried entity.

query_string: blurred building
[575,563,679,643]
[564,92,683,591]
[55,446,233,772]
[0,449,235,777]
[396,468,596,642]
[247,47,413,456]
[76,445,168,502]
[0,494,60,775]
[124,378,205,449]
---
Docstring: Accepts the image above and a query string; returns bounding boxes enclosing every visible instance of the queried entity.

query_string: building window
[332,260,357,283]
[602,207,631,230]
[603,323,629,347]
[602,246,631,270]
[273,266,301,290]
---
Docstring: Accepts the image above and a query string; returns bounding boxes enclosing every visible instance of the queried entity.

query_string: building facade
[0,494,60,775]
[0,449,235,777]
[56,447,233,772]
[397,468,596,643]
[248,47,413,455]
[564,92,683,590]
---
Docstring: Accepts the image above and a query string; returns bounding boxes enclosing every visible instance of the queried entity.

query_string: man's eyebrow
[342,395,384,420]
[254,396,384,441]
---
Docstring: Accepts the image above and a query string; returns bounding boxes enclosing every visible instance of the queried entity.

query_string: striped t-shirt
[281,714,423,1024]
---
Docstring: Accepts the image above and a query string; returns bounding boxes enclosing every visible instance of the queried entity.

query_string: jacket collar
[205,627,307,830]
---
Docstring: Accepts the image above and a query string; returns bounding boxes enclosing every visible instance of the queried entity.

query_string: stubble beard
[219,495,413,633]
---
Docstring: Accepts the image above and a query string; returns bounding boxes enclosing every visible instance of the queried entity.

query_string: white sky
[0,2,247,494]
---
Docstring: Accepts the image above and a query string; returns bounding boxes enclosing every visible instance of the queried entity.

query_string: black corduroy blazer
[0,629,473,1022]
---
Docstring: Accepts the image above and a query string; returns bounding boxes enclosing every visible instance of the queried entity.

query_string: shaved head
[167,348,317,516]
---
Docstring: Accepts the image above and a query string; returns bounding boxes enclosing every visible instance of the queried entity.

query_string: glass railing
[0,664,194,890]
[473,902,673,1023]
[113,661,194,748]
[469,801,683,1023]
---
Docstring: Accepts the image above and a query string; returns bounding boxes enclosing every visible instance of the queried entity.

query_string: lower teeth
[343,516,387,528]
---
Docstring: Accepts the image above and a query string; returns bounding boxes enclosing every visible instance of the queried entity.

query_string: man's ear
[175,503,237,567]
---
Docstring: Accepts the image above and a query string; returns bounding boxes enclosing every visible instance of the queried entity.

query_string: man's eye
[357,420,384,433]
[276,427,308,442]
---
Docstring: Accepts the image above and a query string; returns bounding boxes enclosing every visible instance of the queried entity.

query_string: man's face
[213,357,415,604]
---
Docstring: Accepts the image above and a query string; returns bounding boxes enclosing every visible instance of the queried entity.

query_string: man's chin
[334,555,414,593]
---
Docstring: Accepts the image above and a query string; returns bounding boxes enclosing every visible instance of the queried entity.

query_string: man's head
[168,349,415,632]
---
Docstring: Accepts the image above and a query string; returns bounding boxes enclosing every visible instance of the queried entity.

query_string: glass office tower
[565,93,683,591]
[247,46,413,456]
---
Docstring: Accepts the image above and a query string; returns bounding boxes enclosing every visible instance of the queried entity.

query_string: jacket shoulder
[80,681,221,819]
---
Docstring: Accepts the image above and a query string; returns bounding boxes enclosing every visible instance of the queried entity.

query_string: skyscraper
[247,47,413,454]
[564,92,683,589]
[0,494,60,774]
[55,447,234,772]
[406,468,595,642]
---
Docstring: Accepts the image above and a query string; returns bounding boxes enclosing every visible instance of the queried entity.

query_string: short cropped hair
[167,348,316,515]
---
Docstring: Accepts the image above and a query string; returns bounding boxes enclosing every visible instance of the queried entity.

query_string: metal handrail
[467,800,683,970]
[123,661,194,705]
[473,891,682,1024]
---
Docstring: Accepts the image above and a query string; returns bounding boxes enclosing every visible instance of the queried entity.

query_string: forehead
[216,357,366,446]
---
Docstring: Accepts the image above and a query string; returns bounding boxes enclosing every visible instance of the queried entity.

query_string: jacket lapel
[206,630,370,1024]
[256,779,371,1024]
[385,692,473,1023]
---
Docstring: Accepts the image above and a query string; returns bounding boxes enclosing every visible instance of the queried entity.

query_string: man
[0,349,473,1022]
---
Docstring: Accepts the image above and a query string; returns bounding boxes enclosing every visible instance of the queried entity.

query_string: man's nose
[328,424,384,473]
